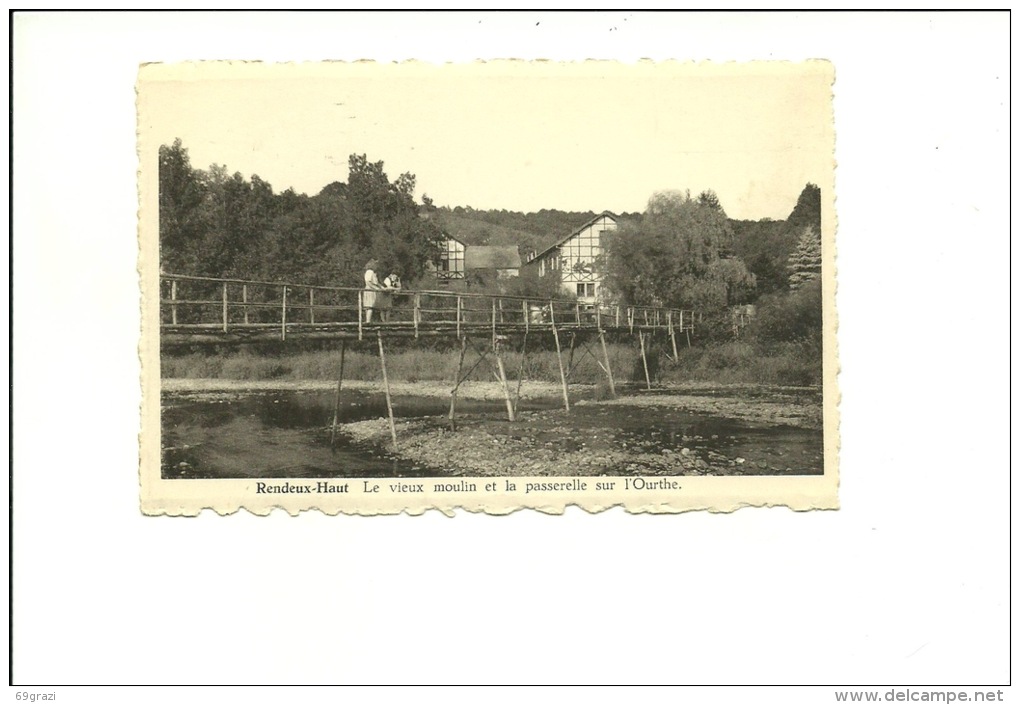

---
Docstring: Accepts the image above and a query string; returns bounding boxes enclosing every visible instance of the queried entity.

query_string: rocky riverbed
[162,379,825,478]
[336,383,824,477]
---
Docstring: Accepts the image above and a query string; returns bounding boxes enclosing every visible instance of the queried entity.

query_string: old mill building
[524,212,618,304]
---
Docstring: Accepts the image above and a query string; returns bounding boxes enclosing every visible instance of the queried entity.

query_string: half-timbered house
[524,212,617,303]
[432,233,467,282]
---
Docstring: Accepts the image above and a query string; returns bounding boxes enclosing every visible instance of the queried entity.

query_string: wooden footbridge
[160,273,697,448]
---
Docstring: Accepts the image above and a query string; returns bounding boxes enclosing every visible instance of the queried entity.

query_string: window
[576,283,595,298]
[437,238,464,279]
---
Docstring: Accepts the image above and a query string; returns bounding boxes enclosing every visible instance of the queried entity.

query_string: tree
[602,190,755,311]
[727,183,822,295]
[787,225,822,290]
[786,183,821,231]
[158,138,207,273]
[193,168,283,277]
[157,144,444,288]
[333,154,445,283]
[697,189,725,216]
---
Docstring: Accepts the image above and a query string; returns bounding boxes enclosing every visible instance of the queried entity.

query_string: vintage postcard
[138,60,838,515]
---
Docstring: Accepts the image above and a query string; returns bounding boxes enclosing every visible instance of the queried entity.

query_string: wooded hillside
[728,184,821,294]
[159,138,820,302]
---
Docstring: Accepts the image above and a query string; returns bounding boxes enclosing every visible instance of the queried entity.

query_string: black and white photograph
[141,60,837,513]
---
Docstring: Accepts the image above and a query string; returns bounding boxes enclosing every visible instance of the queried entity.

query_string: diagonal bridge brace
[448,334,522,429]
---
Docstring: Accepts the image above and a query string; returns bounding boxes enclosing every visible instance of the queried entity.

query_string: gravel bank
[580,385,823,430]
[162,378,581,401]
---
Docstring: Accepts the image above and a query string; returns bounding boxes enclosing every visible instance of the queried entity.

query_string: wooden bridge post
[281,286,288,341]
[222,282,229,333]
[639,330,652,391]
[493,338,516,423]
[377,332,398,450]
[668,311,679,361]
[413,293,421,339]
[449,335,468,431]
[170,279,178,325]
[566,332,577,383]
[513,330,529,418]
[522,300,529,335]
[309,289,315,325]
[551,307,570,412]
[242,284,249,325]
[329,340,347,449]
[357,291,363,341]
[491,299,497,349]
[456,296,462,338]
[599,331,616,398]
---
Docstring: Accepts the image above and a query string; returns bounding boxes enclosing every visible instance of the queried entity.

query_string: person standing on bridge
[380,270,402,323]
[363,259,384,323]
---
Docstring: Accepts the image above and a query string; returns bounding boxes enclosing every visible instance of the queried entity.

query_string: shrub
[749,279,822,343]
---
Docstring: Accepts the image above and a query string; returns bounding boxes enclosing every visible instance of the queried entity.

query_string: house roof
[465,245,522,270]
[525,211,619,265]
[441,232,467,247]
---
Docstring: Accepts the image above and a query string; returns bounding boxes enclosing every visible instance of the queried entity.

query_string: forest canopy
[158,139,444,288]
[159,139,821,313]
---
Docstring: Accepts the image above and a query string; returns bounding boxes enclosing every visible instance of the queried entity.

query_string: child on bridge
[380,271,401,322]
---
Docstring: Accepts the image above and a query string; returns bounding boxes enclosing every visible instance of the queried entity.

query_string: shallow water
[161,390,560,479]
[161,388,823,479]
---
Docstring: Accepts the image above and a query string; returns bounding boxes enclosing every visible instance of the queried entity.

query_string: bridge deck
[159,274,696,346]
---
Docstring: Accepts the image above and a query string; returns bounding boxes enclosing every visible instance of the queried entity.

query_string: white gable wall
[535,214,616,302]
[432,236,465,280]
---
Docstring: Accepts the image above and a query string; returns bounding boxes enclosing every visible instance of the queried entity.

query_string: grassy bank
[162,345,637,385]
[661,340,822,387]
[162,339,821,387]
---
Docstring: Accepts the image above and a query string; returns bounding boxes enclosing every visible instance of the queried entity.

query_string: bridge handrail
[159,272,691,317]
[159,273,698,345]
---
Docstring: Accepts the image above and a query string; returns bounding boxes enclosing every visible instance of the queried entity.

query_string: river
[161,386,824,479]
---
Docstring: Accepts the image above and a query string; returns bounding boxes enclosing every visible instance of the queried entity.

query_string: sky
[140,60,833,221]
